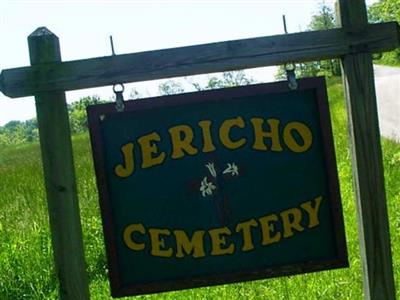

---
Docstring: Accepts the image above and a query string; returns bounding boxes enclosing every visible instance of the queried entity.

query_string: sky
[0,0,378,125]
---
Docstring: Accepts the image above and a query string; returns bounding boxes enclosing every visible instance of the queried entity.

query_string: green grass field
[0,80,399,299]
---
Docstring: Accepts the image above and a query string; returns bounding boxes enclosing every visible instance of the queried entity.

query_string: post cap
[29,27,58,38]
[28,27,61,64]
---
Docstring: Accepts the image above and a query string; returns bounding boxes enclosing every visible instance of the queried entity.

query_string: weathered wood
[28,27,90,300]
[337,1,396,299]
[1,22,399,98]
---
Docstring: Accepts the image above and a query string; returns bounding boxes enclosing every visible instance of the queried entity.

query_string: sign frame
[87,77,348,298]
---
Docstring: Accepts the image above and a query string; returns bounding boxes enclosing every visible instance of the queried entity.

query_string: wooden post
[337,1,396,299]
[28,27,90,300]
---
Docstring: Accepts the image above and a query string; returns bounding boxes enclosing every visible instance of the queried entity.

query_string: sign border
[87,77,348,298]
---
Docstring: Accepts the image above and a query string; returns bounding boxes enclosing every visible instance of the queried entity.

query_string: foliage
[0,119,39,145]
[1,81,399,299]
[276,0,400,80]
[158,71,255,95]
[0,96,107,146]
[158,80,185,95]
[68,96,107,134]
[276,2,341,80]
[196,71,255,90]
[129,88,141,99]
[0,71,253,146]
[368,0,400,66]
[368,0,400,24]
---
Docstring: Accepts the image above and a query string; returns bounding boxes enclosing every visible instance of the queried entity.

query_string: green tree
[206,71,254,89]
[0,119,39,145]
[0,95,108,146]
[368,0,400,66]
[23,119,38,142]
[0,72,255,146]
[276,2,341,80]
[190,71,254,91]
[129,88,141,99]
[68,96,107,134]
[158,71,254,95]
[158,80,185,95]
[369,0,400,23]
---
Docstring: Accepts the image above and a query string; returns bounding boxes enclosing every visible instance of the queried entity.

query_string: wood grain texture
[1,22,399,98]
[337,1,396,299]
[29,27,90,300]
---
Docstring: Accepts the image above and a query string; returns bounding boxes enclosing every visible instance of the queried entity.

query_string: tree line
[368,0,400,66]
[1,0,398,146]
[0,71,254,146]
[276,0,400,79]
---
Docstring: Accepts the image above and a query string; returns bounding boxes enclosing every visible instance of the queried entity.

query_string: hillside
[0,81,399,299]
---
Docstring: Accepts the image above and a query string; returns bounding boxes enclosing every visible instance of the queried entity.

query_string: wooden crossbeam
[0,22,399,98]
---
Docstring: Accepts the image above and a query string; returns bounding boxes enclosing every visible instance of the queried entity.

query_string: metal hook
[282,15,298,90]
[285,63,298,90]
[110,35,116,56]
[282,15,288,34]
[109,36,125,111]
[113,83,125,112]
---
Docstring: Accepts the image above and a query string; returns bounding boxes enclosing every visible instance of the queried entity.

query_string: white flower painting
[200,161,240,197]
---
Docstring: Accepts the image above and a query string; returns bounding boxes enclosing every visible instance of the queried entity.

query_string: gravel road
[374,65,400,141]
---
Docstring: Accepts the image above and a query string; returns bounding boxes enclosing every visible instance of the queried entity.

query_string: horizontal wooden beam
[1,22,399,98]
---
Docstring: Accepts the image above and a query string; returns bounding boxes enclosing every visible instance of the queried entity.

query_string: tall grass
[0,80,399,299]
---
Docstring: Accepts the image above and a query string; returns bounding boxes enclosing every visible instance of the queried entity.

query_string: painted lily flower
[205,162,217,178]
[200,177,216,197]
[223,163,239,176]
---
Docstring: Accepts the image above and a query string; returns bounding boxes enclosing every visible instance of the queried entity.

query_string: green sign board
[87,77,347,297]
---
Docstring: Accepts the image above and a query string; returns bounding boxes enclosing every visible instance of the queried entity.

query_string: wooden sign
[3,5,397,297]
[87,77,347,297]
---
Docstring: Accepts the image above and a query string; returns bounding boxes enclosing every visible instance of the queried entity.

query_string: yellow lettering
[251,118,283,151]
[301,196,323,228]
[280,208,304,238]
[283,122,312,153]
[219,117,246,150]
[235,219,258,251]
[123,223,146,250]
[198,120,216,153]
[138,132,166,169]
[149,228,173,257]
[209,227,235,256]
[259,214,281,245]
[174,230,206,258]
[114,143,135,178]
[169,125,198,159]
